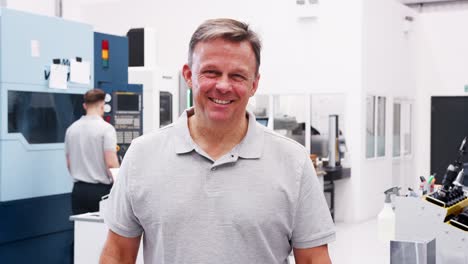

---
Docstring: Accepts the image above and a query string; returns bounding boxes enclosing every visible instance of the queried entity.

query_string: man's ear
[250,73,260,97]
[182,64,193,89]
[82,103,87,111]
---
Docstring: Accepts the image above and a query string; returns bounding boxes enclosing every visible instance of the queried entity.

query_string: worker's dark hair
[188,18,262,75]
[84,88,106,104]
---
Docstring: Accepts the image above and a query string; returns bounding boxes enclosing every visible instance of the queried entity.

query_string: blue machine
[94,32,143,162]
[0,8,93,263]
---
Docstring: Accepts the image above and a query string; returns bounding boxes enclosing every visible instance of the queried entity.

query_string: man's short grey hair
[188,18,262,75]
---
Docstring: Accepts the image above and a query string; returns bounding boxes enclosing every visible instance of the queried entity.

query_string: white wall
[339,0,417,222]
[413,7,468,189]
[4,0,55,16]
[316,0,363,223]
[64,0,322,96]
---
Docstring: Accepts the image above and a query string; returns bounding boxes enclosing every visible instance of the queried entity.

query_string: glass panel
[250,94,270,117]
[404,104,412,155]
[377,96,386,157]
[250,94,270,127]
[310,93,346,159]
[393,103,401,157]
[8,91,84,144]
[273,95,305,146]
[366,95,375,158]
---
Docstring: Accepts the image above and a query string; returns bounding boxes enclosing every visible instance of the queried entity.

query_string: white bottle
[377,188,396,242]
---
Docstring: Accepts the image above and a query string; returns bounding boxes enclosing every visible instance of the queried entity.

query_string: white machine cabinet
[70,213,143,264]
[394,196,468,263]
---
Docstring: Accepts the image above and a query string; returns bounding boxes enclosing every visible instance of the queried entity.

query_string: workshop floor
[288,218,389,264]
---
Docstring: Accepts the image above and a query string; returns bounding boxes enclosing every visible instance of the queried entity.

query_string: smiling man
[100,18,335,264]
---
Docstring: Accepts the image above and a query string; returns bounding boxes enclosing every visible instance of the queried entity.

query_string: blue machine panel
[94,32,129,86]
[94,32,143,161]
[0,8,94,202]
[0,8,94,86]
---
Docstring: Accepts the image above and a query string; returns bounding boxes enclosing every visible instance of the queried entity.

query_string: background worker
[65,88,119,215]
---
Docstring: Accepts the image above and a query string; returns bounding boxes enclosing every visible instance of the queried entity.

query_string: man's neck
[188,113,249,160]
[86,108,101,117]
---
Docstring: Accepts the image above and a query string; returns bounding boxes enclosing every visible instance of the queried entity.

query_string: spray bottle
[378,187,400,242]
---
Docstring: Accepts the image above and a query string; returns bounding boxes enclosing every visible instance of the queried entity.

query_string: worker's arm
[293,245,332,264]
[100,230,141,264]
[104,150,119,178]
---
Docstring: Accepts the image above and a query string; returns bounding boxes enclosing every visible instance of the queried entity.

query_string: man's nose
[215,75,232,92]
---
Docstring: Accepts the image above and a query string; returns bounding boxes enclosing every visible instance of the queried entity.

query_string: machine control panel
[104,91,143,162]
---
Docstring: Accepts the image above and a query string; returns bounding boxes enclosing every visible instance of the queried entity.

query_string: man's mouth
[210,98,232,105]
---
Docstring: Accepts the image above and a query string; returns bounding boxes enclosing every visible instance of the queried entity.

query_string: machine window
[160,91,173,127]
[8,91,84,144]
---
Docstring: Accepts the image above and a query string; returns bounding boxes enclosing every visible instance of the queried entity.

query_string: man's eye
[202,71,219,78]
[231,74,247,82]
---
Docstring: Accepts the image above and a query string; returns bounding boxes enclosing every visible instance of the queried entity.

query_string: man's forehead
[193,40,255,64]
[194,38,252,53]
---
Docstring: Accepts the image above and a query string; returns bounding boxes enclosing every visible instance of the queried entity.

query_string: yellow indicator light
[102,49,109,60]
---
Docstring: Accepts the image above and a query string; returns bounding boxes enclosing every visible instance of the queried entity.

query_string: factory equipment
[0,8,93,263]
[393,138,468,263]
[280,114,347,165]
[272,114,349,219]
[395,195,468,264]
[426,137,467,211]
[450,207,468,231]
[127,28,179,131]
[94,32,143,161]
[179,72,193,113]
[159,71,179,126]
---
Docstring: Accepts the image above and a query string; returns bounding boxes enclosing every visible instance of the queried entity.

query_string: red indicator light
[102,40,109,50]
[104,116,111,123]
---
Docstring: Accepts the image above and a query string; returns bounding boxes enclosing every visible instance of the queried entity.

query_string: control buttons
[104,115,111,123]
[104,104,112,113]
[105,93,112,103]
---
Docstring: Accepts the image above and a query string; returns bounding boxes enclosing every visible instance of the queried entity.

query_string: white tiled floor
[288,218,389,264]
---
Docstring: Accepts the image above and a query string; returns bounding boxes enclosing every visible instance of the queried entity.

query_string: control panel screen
[117,94,139,111]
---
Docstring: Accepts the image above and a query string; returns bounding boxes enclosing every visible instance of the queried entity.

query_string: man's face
[183,38,260,125]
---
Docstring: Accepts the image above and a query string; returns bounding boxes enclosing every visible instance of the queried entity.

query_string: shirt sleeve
[291,153,336,248]
[103,144,143,238]
[103,125,117,151]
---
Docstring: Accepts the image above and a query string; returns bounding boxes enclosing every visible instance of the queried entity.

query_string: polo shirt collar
[173,108,196,154]
[173,107,264,159]
[236,110,263,159]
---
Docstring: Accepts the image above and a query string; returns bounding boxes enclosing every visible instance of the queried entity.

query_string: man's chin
[206,112,236,124]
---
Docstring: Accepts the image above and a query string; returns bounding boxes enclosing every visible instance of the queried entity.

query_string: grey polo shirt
[104,108,335,264]
[65,115,117,185]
